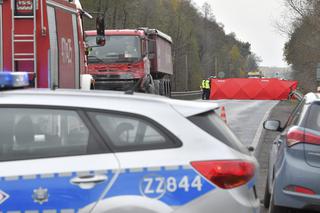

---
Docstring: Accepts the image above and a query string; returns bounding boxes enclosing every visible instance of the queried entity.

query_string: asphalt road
[207,100,279,148]
[255,100,302,213]
[204,99,291,213]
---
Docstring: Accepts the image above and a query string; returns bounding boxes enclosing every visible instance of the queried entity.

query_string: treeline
[82,0,260,91]
[284,0,320,92]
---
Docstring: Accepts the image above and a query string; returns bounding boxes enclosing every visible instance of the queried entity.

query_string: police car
[0,72,260,212]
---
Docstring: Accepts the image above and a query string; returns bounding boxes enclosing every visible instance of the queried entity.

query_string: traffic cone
[220,106,227,124]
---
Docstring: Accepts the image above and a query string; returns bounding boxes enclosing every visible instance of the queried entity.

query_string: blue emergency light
[0,72,29,89]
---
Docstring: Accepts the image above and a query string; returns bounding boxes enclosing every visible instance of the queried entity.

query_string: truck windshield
[86,35,142,64]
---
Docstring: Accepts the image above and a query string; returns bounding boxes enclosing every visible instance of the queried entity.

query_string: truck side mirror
[96,15,106,46]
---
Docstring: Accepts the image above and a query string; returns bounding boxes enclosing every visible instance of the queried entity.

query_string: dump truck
[85,28,173,96]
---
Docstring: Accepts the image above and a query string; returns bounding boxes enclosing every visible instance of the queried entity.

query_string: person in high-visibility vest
[200,79,211,100]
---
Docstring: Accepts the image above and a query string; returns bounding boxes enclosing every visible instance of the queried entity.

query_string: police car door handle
[70,175,108,189]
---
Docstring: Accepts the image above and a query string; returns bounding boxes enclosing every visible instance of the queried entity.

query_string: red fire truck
[0,0,93,89]
[85,28,173,96]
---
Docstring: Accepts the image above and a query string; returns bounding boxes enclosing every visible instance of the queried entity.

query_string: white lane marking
[253,101,278,156]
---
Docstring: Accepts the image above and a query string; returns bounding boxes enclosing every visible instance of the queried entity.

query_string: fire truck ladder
[11,0,37,87]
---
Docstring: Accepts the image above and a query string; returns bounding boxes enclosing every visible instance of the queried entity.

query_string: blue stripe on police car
[0,166,215,211]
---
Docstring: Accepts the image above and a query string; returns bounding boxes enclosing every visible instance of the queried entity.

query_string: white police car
[0,73,260,212]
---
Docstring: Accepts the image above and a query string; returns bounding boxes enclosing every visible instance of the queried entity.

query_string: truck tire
[146,83,155,94]
[159,79,165,96]
[164,80,168,96]
[147,75,156,94]
[158,78,171,97]
[165,79,171,97]
[154,80,160,95]
[143,75,155,94]
[167,80,171,97]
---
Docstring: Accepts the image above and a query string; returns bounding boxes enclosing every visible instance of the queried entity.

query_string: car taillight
[191,160,255,189]
[287,127,320,147]
[284,185,316,195]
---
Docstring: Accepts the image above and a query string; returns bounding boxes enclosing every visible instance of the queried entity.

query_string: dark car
[263,92,320,212]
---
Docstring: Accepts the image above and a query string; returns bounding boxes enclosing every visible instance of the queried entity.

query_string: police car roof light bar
[0,72,30,89]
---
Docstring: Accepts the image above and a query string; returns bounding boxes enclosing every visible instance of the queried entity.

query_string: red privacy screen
[210,78,298,100]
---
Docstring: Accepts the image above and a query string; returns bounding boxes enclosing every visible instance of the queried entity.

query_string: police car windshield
[86,35,142,64]
[188,111,249,154]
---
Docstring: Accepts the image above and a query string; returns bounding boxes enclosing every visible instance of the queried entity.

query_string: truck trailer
[85,28,173,96]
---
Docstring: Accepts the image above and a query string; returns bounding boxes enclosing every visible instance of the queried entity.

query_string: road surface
[202,99,279,213]
[208,100,278,148]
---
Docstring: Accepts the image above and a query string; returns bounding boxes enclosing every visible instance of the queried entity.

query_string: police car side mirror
[96,15,106,46]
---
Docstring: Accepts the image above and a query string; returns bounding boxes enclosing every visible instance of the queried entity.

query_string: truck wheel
[165,79,171,97]
[163,80,167,96]
[159,79,165,96]
[154,80,160,95]
[146,83,155,94]
[167,81,171,97]
[143,75,155,94]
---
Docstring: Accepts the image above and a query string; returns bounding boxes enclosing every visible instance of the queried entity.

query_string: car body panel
[304,102,320,168]
[273,144,320,209]
[0,89,219,118]
[266,94,320,211]
[0,154,120,211]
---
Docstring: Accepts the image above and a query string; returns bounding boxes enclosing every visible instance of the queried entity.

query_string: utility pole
[185,54,188,91]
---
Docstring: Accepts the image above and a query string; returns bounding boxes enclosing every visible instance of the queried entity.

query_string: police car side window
[0,108,106,161]
[88,112,180,152]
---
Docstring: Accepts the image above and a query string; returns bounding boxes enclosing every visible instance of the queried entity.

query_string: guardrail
[171,90,201,100]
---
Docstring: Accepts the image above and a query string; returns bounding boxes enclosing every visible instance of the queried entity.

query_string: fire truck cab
[0,0,91,89]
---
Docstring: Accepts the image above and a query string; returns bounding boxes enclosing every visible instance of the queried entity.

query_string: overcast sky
[194,0,288,67]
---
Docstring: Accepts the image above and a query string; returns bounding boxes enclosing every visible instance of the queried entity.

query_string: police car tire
[263,176,271,208]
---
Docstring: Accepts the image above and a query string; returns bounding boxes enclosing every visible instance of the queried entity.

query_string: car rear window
[188,110,249,154]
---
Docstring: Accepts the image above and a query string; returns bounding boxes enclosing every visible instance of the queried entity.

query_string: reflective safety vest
[201,80,210,89]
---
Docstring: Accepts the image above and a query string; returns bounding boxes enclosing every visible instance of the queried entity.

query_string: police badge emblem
[32,187,49,204]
